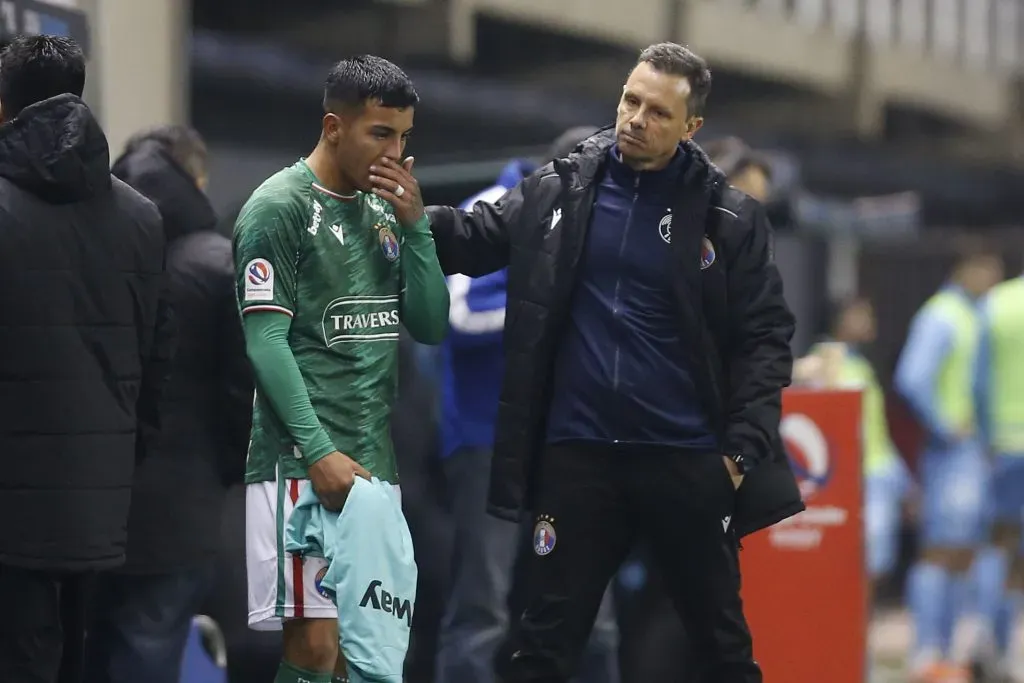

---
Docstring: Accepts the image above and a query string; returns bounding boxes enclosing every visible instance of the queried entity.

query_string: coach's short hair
[0,35,85,119]
[636,42,712,117]
[323,55,419,113]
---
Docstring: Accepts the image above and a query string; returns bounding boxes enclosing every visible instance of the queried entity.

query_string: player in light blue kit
[971,270,1024,681]
[894,247,1002,683]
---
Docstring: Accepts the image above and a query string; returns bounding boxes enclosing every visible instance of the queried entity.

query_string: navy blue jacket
[547,146,715,448]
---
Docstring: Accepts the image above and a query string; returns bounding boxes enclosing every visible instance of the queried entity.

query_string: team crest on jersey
[378,225,400,262]
[533,515,557,556]
[658,211,672,244]
[700,237,716,270]
[314,566,330,598]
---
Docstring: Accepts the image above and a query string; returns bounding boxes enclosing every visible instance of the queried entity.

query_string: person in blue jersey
[435,126,622,683]
[969,269,1024,682]
[894,246,1003,683]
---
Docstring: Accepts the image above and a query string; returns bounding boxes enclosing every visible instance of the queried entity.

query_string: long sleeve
[427,174,533,277]
[974,298,993,449]
[894,309,955,442]
[400,215,450,345]
[722,200,796,471]
[137,263,177,463]
[217,283,255,484]
[447,271,507,349]
[242,311,336,467]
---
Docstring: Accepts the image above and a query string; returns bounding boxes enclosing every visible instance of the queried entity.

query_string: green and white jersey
[235,160,405,484]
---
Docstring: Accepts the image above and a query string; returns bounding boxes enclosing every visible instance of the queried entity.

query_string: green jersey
[235,161,409,484]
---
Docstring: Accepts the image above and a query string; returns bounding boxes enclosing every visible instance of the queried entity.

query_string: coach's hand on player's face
[308,451,371,511]
[369,157,425,228]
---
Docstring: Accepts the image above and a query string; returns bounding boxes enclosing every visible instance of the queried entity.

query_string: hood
[0,94,111,203]
[496,158,537,189]
[112,139,217,241]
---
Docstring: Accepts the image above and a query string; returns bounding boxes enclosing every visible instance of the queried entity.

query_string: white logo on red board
[781,413,832,501]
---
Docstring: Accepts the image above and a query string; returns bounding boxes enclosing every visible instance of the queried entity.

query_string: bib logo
[378,225,400,262]
[360,579,413,627]
[321,295,400,346]
[781,413,832,500]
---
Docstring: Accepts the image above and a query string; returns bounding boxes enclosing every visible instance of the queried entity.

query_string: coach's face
[616,61,703,172]
[324,100,414,193]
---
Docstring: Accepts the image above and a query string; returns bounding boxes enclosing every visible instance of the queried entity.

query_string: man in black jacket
[82,126,253,683]
[0,36,172,683]
[369,42,802,683]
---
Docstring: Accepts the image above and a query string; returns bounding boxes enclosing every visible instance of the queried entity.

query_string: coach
[422,43,802,682]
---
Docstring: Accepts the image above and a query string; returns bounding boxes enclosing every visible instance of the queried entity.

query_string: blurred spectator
[0,35,171,683]
[428,42,801,683]
[794,297,910,606]
[702,136,772,203]
[894,244,1003,682]
[970,267,1024,681]
[83,126,252,683]
[434,125,620,683]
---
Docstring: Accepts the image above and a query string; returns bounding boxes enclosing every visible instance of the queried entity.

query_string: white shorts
[245,472,401,630]
[246,475,336,630]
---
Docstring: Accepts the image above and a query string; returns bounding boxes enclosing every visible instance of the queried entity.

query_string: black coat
[427,129,804,537]
[0,95,172,571]
[112,140,253,573]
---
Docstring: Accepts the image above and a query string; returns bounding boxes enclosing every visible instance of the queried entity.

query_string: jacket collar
[553,125,727,197]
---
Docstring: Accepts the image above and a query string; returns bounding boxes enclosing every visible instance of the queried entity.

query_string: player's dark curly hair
[323,55,419,113]
[0,34,85,119]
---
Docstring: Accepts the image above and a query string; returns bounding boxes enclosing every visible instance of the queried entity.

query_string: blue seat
[179,616,227,683]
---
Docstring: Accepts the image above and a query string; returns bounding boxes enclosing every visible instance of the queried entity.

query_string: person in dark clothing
[437,126,620,683]
[82,126,253,683]
[0,36,172,683]
[368,42,802,683]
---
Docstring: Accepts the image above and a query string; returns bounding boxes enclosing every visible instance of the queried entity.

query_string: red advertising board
[741,389,866,683]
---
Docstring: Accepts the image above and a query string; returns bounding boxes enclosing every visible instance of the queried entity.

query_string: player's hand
[722,455,744,490]
[369,157,426,228]
[307,451,371,512]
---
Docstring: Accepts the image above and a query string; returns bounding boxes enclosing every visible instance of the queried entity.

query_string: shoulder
[111,176,162,224]
[236,165,313,230]
[706,185,770,257]
[461,183,511,210]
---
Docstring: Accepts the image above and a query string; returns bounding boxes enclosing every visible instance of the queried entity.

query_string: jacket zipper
[611,176,640,401]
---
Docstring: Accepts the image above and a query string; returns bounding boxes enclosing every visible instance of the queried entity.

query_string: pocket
[709,453,737,507]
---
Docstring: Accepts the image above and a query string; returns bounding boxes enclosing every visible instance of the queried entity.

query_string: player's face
[615,62,703,171]
[327,101,414,193]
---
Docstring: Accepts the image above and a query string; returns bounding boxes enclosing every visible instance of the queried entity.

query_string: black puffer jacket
[428,129,804,537]
[112,139,253,573]
[0,95,172,571]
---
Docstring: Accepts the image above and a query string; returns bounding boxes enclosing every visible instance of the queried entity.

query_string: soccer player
[233,56,449,683]
[895,246,1002,683]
